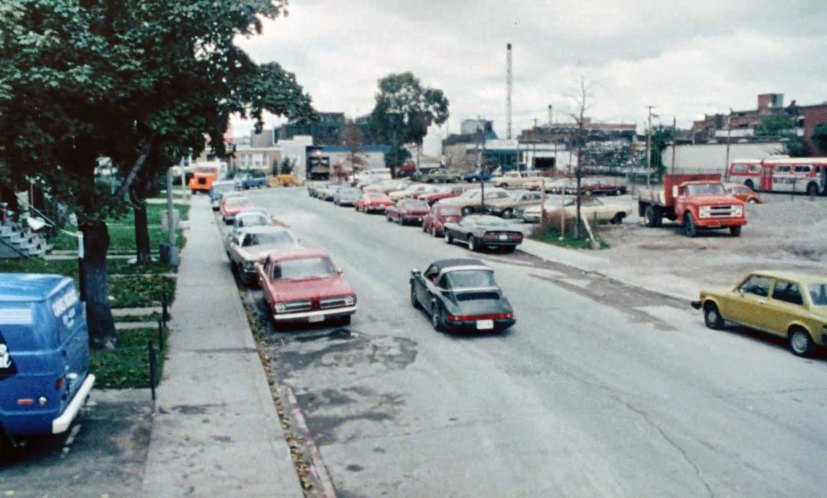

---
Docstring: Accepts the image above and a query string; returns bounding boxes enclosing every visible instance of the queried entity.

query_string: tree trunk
[81,220,117,350]
[131,184,152,265]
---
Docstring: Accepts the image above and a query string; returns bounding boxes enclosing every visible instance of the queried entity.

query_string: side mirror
[337,268,343,275]
[411,269,421,276]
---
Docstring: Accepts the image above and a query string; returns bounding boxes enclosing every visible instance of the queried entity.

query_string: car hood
[238,243,301,263]
[691,195,743,205]
[272,276,355,302]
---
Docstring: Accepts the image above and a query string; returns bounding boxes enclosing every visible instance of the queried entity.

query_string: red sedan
[355,192,395,213]
[422,204,462,237]
[220,195,254,224]
[256,248,357,329]
[419,185,469,206]
[386,199,431,225]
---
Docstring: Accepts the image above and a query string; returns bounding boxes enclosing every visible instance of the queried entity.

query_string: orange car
[725,183,761,204]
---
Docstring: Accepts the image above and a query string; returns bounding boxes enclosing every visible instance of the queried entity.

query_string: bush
[530,210,608,249]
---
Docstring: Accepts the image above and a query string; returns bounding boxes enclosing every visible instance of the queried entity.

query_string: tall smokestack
[548,104,553,126]
[506,43,512,140]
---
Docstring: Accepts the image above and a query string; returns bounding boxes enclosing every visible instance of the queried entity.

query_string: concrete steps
[0,221,53,259]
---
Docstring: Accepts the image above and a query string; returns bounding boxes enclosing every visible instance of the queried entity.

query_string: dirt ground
[597,191,827,289]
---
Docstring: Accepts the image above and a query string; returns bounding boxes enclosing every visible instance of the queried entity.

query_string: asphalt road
[241,187,827,498]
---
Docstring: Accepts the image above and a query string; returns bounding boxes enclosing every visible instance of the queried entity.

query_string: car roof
[428,258,489,272]
[237,225,293,235]
[0,273,73,302]
[749,271,827,284]
[263,247,330,262]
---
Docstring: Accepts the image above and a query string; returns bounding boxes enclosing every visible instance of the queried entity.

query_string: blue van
[0,274,95,447]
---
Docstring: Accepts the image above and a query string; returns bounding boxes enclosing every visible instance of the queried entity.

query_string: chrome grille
[320,297,350,309]
[284,301,312,312]
[710,205,738,217]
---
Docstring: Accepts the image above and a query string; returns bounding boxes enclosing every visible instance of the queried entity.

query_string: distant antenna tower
[506,43,512,140]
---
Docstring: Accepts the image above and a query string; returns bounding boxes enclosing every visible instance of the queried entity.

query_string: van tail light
[55,376,65,391]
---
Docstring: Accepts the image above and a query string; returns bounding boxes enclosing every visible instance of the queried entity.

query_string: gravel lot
[595,191,827,289]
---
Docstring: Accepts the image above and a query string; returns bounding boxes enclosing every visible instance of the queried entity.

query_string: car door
[455,218,473,243]
[764,279,806,337]
[724,275,774,329]
[417,265,441,309]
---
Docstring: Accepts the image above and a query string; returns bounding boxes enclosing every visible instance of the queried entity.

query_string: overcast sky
[232,0,827,140]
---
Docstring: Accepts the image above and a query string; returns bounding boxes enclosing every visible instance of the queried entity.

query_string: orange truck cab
[636,173,746,237]
[188,164,220,194]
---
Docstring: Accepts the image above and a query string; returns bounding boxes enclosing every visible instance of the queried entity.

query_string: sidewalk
[142,195,302,497]
[519,238,700,302]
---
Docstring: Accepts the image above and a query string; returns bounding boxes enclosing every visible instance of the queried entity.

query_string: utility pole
[724,108,732,180]
[506,43,513,140]
[671,116,677,175]
[645,105,656,187]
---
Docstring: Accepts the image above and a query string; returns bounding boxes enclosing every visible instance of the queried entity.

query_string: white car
[228,226,301,286]
[522,196,632,224]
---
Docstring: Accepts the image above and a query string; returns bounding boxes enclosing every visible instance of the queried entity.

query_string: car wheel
[684,213,697,238]
[386,214,392,222]
[502,208,513,219]
[788,327,814,357]
[498,183,508,189]
[468,236,478,252]
[431,304,444,331]
[744,179,755,191]
[430,225,439,237]
[703,302,723,329]
[643,205,660,228]
[340,315,351,326]
[747,198,757,204]
[729,225,742,237]
[806,182,818,197]
[614,189,623,196]
[461,206,474,216]
[410,285,420,309]
[444,231,454,245]
[611,213,625,224]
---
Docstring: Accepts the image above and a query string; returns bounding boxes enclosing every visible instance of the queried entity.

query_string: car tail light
[55,376,65,390]
[447,313,513,321]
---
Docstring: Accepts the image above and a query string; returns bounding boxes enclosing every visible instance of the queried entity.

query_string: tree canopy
[0,0,316,348]
[368,72,449,174]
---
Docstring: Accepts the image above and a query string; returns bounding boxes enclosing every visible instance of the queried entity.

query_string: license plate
[308,315,324,323]
[499,234,508,241]
[477,319,494,330]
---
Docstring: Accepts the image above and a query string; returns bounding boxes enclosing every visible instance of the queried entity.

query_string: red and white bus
[728,157,827,196]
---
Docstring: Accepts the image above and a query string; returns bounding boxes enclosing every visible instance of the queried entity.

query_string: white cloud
[232,0,827,138]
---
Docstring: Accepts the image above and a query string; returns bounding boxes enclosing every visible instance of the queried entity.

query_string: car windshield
[405,200,428,209]
[445,270,497,289]
[686,183,727,196]
[807,283,827,306]
[274,257,336,280]
[243,231,296,247]
[236,214,268,228]
[227,197,252,208]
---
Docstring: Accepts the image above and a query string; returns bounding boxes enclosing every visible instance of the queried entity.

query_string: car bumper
[273,305,358,323]
[53,374,96,434]
[402,216,425,224]
[445,318,516,333]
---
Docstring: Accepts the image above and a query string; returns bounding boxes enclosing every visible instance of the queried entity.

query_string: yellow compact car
[691,271,827,357]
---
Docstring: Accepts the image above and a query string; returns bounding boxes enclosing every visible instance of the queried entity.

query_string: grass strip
[90,326,168,389]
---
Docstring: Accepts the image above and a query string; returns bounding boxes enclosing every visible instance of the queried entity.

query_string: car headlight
[344,295,356,306]
[732,205,743,217]
[699,206,711,218]
[274,303,286,313]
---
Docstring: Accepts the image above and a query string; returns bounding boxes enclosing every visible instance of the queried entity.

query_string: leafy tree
[339,119,367,174]
[650,125,673,180]
[755,114,808,157]
[812,123,827,154]
[369,72,449,176]
[278,157,295,175]
[0,0,315,349]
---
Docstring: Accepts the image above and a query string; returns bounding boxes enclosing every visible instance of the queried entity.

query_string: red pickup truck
[636,174,746,237]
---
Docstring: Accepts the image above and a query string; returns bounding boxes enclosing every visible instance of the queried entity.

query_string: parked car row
[213,194,359,330]
[306,181,526,254]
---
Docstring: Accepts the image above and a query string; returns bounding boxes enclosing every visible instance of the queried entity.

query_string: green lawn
[90,326,168,389]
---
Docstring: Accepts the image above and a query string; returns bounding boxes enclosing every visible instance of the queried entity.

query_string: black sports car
[443,214,523,253]
[410,258,516,333]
